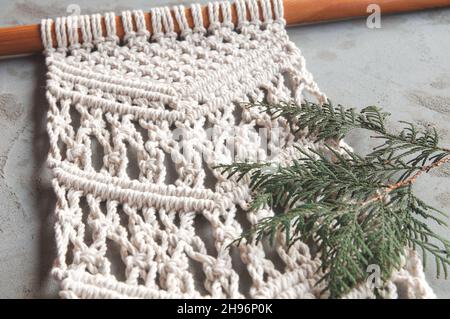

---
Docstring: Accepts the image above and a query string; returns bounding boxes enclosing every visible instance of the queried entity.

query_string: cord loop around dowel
[2,0,450,56]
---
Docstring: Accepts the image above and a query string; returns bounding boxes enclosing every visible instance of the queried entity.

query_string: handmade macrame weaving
[41,0,435,299]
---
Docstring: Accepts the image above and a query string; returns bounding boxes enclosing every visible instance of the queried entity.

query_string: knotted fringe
[40,0,285,52]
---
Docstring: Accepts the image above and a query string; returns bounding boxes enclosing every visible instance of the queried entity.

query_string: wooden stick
[0,0,449,57]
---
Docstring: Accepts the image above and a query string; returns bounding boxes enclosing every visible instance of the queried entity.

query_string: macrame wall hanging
[39,0,435,298]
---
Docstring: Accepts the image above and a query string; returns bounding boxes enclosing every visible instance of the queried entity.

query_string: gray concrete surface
[0,0,449,298]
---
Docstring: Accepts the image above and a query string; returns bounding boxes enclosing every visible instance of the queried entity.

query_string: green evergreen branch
[217,100,450,298]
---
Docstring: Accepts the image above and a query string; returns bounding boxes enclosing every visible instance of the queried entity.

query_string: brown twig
[364,155,450,206]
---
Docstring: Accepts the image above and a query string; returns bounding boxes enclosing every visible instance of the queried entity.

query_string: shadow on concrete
[30,54,58,298]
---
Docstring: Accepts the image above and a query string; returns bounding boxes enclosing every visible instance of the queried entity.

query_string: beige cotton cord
[41,0,435,299]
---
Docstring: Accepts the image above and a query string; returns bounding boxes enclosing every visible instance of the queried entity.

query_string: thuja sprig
[217,100,450,298]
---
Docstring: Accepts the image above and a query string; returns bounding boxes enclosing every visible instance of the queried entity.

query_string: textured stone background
[0,0,449,298]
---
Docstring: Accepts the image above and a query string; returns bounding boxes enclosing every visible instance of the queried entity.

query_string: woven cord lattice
[41,0,435,299]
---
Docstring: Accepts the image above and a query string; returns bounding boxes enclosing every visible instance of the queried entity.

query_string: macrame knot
[39,0,435,300]
[67,145,85,162]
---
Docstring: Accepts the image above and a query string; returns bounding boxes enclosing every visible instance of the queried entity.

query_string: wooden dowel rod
[0,0,450,57]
